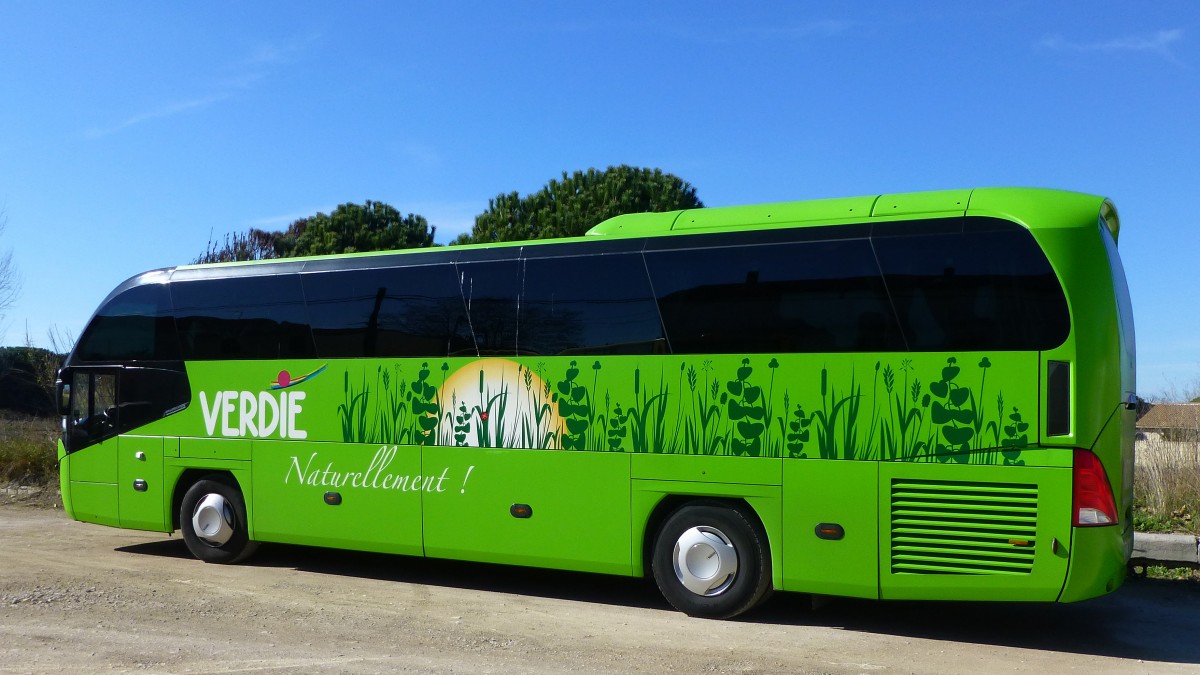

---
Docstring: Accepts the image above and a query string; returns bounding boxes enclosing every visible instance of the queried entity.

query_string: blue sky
[0,2,1196,397]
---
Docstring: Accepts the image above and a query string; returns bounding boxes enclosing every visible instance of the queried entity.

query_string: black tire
[651,502,772,619]
[180,477,258,564]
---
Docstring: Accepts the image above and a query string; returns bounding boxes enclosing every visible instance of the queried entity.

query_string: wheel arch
[644,495,776,618]
[639,495,772,578]
[170,468,247,531]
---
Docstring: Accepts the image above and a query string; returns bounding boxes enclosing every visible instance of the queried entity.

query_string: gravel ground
[2,500,1199,674]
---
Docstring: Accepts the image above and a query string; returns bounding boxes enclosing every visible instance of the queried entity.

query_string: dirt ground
[2,499,1199,674]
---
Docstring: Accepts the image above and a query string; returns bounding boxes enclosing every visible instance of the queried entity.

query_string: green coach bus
[56,187,1135,619]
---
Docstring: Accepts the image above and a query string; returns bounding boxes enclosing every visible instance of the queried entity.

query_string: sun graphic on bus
[438,358,562,449]
[270,364,328,390]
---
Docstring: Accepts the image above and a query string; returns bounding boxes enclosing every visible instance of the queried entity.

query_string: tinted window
[72,283,179,363]
[873,224,1069,351]
[520,254,665,355]
[66,370,117,450]
[303,264,471,358]
[118,367,191,433]
[455,260,519,356]
[61,365,189,452]
[173,275,315,360]
[646,238,903,354]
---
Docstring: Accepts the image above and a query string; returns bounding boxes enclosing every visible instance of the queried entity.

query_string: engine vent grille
[890,479,1038,575]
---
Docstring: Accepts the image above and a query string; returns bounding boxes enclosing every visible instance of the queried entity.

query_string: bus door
[61,367,121,527]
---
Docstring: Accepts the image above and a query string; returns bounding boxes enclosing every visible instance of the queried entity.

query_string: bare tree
[47,324,76,355]
[0,213,20,340]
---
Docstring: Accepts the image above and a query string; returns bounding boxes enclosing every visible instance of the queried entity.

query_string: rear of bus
[971,189,1135,600]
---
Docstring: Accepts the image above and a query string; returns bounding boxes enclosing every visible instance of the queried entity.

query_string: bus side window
[119,367,190,431]
[69,371,91,433]
[303,264,467,358]
[873,223,1069,352]
[94,373,117,430]
[645,238,902,354]
[453,260,520,356]
[519,253,664,356]
[72,282,178,363]
[173,275,315,360]
[67,371,118,450]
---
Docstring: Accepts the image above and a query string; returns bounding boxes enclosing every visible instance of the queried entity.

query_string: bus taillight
[1072,448,1118,527]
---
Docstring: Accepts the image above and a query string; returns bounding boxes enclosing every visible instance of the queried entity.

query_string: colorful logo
[271,364,327,390]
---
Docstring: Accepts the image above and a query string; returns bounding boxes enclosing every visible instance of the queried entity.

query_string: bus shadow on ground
[118,539,1200,665]
[756,576,1200,666]
[116,538,667,611]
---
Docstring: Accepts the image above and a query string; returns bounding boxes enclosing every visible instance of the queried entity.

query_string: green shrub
[0,412,59,484]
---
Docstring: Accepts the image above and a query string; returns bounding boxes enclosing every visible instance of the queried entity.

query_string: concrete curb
[1131,532,1200,570]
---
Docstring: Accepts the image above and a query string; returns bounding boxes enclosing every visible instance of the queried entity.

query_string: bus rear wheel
[651,502,771,619]
[180,477,258,564]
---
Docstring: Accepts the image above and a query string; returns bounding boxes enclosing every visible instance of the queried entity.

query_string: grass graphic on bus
[336,355,1029,465]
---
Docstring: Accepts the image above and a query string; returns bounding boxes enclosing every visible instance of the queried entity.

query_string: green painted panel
[878,462,1072,601]
[967,188,1106,232]
[69,481,120,527]
[66,437,117,483]
[163,457,251,472]
[630,454,781,484]
[585,210,681,236]
[118,436,168,531]
[1058,525,1128,602]
[670,197,878,231]
[781,459,879,598]
[251,441,423,555]
[872,190,971,218]
[180,437,251,461]
[422,446,632,575]
[630,479,780,500]
[65,436,118,526]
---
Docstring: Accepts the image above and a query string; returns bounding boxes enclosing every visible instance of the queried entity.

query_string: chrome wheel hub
[673,525,738,596]
[192,493,235,547]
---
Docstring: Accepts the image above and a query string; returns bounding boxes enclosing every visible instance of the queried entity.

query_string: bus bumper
[1058,524,1129,602]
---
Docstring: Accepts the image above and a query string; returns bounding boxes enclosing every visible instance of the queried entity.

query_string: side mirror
[56,372,70,416]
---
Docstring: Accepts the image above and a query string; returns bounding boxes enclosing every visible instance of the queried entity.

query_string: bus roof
[171,186,1116,275]
[587,187,1115,240]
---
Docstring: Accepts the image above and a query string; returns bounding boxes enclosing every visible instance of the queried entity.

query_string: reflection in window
[454,260,520,356]
[646,239,903,354]
[119,368,191,431]
[520,254,664,355]
[73,283,179,362]
[304,265,471,358]
[172,275,315,360]
[873,225,1069,351]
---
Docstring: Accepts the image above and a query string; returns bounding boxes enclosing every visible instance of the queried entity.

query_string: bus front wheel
[180,477,258,564]
[651,502,771,619]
